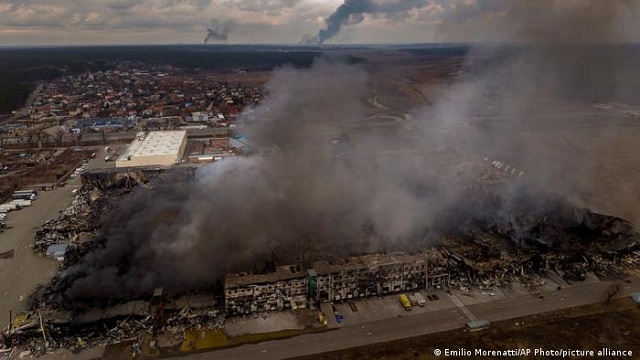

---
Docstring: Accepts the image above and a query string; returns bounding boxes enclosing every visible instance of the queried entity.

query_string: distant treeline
[0,45,324,76]
[0,81,32,115]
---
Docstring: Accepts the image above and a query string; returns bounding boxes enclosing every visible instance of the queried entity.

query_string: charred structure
[224,249,450,316]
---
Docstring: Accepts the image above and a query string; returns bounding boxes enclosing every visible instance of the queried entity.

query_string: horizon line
[1,40,639,50]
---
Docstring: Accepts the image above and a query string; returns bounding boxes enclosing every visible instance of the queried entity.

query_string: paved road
[0,178,80,327]
[17,83,44,118]
[184,277,640,360]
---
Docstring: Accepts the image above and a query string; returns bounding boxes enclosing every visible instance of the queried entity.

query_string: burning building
[312,251,449,302]
[225,265,309,315]
[224,249,450,315]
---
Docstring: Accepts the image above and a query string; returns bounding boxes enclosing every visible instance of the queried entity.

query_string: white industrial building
[116,130,187,168]
[189,112,209,122]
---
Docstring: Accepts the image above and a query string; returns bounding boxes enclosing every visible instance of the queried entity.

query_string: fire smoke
[62,58,453,300]
[301,0,428,44]
[60,1,640,301]
[204,20,231,44]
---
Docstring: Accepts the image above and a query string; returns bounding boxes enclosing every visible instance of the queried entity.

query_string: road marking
[448,294,477,322]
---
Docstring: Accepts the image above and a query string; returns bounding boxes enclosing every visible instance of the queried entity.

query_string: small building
[115,130,187,168]
[189,112,209,122]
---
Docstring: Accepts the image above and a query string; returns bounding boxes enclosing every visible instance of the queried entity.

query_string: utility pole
[38,309,47,345]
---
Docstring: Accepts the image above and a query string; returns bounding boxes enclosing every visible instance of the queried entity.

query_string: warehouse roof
[312,252,430,275]
[119,130,186,160]
[225,265,306,287]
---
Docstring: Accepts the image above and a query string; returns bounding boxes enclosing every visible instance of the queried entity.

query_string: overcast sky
[1,0,639,46]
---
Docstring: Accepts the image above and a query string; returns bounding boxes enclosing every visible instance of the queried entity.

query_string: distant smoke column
[204,22,230,44]
[303,0,428,44]
[319,3,358,44]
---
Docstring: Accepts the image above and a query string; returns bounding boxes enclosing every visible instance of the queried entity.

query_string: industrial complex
[115,130,187,168]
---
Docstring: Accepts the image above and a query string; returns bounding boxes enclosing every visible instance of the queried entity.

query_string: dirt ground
[291,297,640,360]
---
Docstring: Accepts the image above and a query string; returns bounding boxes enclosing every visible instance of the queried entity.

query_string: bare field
[208,71,272,87]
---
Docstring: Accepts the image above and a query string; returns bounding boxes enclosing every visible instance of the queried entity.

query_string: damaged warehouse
[224,249,451,316]
[312,250,449,303]
[225,265,309,315]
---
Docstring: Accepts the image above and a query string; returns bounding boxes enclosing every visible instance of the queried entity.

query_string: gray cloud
[2,0,640,45]
[105,0,143,11]
[231,0,301,13]
[159,0,210,11]
[0,0,322,44]
[430,0,640,43]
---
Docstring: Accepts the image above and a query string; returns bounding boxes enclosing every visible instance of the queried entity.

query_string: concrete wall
[116,154,176,167]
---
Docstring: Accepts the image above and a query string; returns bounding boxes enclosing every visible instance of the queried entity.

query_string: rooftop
[313,252,430,275]
[118,130,186,160]
[225,265,306,287]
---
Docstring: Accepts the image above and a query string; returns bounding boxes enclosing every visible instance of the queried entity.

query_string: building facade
[224,249,451,316]
[225,265,309,316]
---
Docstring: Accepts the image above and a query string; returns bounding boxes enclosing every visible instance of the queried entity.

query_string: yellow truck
[398,294,412,311]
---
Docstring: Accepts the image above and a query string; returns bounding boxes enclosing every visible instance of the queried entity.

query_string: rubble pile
[163,307,224,334]
[3,295,225,357]
[440,189,640,288]
[33,190,104,256]
[81,170,147,192]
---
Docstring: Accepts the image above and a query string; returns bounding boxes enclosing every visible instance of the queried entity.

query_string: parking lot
[323,274,604,328]
[84,145,127,170]
[0,177,81,327]
[328,290,454,326]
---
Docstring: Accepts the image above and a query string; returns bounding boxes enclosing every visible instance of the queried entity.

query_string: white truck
[11,199,31,207]
[413,292,427,307]
[0,203,19,212]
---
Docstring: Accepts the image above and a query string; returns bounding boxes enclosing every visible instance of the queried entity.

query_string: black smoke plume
[204,20,230,44]
[301,0,428,44]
